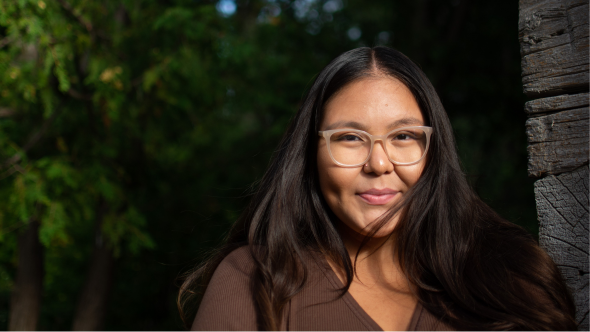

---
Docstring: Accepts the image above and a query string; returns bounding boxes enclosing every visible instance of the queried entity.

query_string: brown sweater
[192,246,454,331]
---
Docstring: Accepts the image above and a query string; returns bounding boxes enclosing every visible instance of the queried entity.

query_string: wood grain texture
[526,107,589,177]
[527,108,589,142]
[525,92,589,115]
[521,1,589,329]
[535,165,589,330]
[519,0,589,98]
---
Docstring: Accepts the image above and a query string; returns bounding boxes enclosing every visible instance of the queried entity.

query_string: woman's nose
[363,141,394,175]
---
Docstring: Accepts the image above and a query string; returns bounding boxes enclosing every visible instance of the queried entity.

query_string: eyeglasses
[318,126,433,167]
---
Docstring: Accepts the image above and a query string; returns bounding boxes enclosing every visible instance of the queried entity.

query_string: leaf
[53,61,71,92]
[142,66,161,92]
[96,176,120,202]
[152,7,194,31]
[101,206,155,257]
[39,202,70,247]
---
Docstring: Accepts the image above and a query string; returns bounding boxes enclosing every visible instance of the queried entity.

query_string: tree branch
[0,166,18,180]
[56,0,112,43]
[1,108,61,170]
[0,107,15,117]
[0,36,13,49]
[56,0,93,33]
[67,88,92,100]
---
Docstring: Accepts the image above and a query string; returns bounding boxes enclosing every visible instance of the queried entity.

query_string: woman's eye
[343,135,361,141]
[394,133,412,140]
[335,133,364,141]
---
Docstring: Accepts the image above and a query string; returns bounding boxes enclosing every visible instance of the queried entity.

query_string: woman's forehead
[321,77,424,131]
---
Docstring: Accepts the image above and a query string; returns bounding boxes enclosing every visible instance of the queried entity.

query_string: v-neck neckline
[312,253,422,331]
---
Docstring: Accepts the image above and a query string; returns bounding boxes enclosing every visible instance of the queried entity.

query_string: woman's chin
[363,224,397,238]
[340,217,398,240]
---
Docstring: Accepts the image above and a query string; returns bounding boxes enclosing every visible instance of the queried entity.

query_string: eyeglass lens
[328,128,428,166]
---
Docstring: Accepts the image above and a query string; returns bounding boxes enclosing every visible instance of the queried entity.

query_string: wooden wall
[519,0,589,329]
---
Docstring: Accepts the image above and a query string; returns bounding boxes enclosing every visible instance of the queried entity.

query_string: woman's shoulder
[216,245,257,276]
[204,244,257,289]
[191,245,257,331]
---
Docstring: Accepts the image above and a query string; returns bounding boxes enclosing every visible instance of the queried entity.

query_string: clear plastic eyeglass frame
[317,126,433,167]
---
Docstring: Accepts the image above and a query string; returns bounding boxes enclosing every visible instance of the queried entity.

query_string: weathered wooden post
[519,0,589,329]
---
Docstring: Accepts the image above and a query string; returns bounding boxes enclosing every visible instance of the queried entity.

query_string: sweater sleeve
[191,247,258,331]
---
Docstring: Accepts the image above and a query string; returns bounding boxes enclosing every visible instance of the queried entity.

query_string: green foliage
[0,0,534,329]
[102,206,155,257]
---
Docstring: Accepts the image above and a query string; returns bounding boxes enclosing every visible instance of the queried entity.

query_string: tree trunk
[8,219,44,331]
[72,203,115,331]
[518,0,589,329]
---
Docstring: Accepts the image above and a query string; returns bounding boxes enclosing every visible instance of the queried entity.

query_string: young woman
[178,47,577,330]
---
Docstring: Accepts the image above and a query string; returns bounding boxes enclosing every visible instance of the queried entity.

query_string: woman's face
[317,77,426,238]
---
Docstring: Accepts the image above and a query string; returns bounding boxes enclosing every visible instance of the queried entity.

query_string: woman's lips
[357,188,399,205]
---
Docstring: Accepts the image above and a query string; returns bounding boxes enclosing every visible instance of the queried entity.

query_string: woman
[178,47,577,330]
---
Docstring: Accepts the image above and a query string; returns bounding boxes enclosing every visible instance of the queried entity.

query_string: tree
[0,1,155,329]
[8,217,43,331]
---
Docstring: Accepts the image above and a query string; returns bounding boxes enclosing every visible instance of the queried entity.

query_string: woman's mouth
[357,188,399,205]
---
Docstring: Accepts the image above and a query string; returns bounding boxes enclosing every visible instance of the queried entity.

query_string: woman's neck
[334,222,412,294]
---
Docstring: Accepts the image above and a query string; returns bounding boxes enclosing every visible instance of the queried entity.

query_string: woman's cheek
[317,161,359,213]
[396,162,424,188]
[319,167,348,204]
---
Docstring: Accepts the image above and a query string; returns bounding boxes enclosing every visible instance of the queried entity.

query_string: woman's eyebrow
[325,118,423,131]
[324,121,368,131]
[386,117,424,130]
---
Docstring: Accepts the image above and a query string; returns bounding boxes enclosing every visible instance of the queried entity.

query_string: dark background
[0,0,535,329]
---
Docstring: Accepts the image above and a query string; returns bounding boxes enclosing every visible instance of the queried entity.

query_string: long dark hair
[178,47,576,330]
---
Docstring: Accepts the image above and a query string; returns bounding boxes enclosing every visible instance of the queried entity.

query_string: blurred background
[0,0,535,330]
